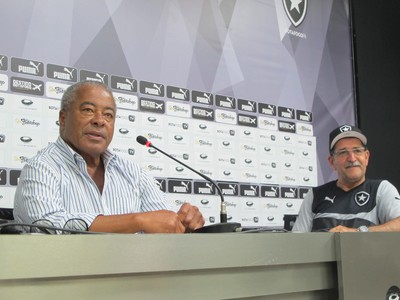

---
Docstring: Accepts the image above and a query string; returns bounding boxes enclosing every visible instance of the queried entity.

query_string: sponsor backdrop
[0,0,355,227]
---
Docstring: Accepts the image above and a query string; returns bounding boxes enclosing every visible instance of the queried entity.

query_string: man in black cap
[292,124,400,232]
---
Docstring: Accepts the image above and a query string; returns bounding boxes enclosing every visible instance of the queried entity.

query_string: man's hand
[90,210,186,233]
[139,210,188,233]
[89,205,205,234]
[328,225,358,233]
[177,202,205,232]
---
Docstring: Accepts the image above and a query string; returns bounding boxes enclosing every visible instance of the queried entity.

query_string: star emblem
[355,191,370,206]
[289,0,303,14]
[340,125,352,132]
[282,0,307,27]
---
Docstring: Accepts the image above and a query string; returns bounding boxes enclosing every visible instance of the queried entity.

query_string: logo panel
[168,179,192,194]
[0,55,8,71]
[167,86,189,101]
[11,77,45,96]
[111,75,137,93]
[216,95,236,109]
[140,81,164,97]
[0,74,8,91]
[140,97,165,113]
[192,90,213,105]
[283,0,308,27]
[11,57,44,77]
[47,64,77,82]
[80,70,109,85]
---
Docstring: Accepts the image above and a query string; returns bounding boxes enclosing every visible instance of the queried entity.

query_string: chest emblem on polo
[355,191,370,206]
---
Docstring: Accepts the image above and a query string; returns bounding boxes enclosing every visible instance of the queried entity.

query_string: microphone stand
[137,136,241,233]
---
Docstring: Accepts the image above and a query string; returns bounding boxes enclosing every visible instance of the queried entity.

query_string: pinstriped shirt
[14,137,167,229]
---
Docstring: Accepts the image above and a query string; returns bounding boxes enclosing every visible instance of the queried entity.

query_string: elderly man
[292,124,400,232]
[14,80,204,233]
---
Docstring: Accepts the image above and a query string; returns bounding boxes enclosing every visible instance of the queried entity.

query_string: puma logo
[324,196,336,203]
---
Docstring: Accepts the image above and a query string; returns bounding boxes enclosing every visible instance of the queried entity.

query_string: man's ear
[59,110,65,130]
[328,155,336,170]
[364,149,370,167]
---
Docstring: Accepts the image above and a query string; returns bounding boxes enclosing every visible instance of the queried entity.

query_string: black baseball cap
[329,125,367,151]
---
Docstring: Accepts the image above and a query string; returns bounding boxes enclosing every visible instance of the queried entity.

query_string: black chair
[0,208,14,221]
[283,214,298,231]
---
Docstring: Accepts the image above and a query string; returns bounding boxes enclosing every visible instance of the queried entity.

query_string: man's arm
[14,160,98,228]
[89,210,186,233]
[89,202,205,233]
[291,190,314,232]
[329,217,400,232]
[366,217,400,232]
[15,157,205,233]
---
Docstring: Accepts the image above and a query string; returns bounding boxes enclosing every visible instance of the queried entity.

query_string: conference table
[0,232,399,299]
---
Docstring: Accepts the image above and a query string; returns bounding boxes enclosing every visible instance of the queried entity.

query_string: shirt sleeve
[291,189,314,232]
[137,166,169,212]
[13,159,97,231]
[376,180,400,223]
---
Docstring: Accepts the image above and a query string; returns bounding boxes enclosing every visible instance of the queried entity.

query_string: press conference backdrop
[0,0,355,227]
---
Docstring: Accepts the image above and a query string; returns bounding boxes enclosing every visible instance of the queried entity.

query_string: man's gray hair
[61,80,115,111]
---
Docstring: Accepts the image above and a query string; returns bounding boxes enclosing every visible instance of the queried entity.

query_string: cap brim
[330,132,367,150]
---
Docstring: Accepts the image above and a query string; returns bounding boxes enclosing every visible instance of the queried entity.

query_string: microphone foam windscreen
[136,135,148,145]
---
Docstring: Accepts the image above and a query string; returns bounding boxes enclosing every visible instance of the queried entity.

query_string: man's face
[59,85,116,162]
[328,137,370,187]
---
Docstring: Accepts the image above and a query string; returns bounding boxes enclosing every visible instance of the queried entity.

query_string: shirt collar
[56,137,116,167]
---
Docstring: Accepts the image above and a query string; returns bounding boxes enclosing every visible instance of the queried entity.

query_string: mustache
[345,162,361,168]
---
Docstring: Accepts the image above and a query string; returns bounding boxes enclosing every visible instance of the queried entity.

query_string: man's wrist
[357,225,369,232]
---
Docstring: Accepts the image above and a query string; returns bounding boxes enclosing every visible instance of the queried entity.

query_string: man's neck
[87,158,105,193]
[336,178,366,192]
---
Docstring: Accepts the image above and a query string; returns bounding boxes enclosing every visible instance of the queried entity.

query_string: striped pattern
[14,137,167,229]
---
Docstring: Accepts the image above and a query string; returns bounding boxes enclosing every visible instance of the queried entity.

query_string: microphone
[136,135,241,233]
